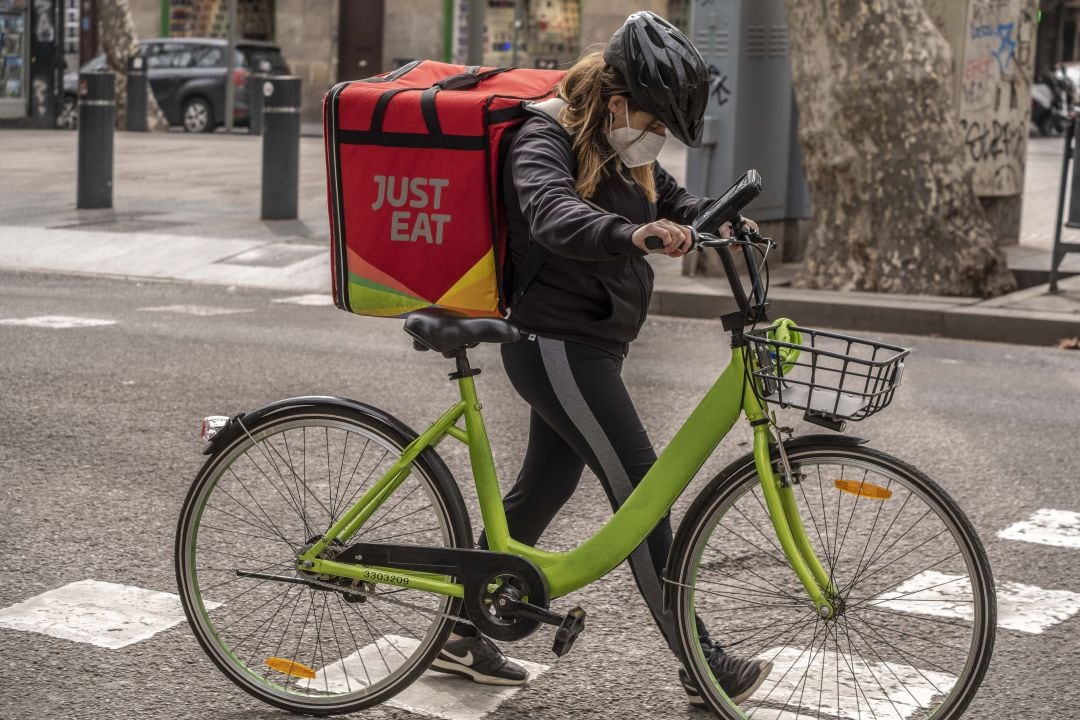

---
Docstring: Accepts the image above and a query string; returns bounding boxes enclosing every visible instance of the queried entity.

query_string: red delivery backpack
[323,61,564,318]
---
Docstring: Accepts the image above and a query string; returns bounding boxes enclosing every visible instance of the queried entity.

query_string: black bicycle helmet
[604,11,709,147]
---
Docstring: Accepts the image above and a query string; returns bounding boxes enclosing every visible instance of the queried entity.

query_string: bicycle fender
[203,395,418,456]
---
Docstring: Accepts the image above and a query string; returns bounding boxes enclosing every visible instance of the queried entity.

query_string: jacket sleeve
[511,124,641,261]
[654,162,712,225]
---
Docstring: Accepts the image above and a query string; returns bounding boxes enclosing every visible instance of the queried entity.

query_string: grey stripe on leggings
[536,336,676,648]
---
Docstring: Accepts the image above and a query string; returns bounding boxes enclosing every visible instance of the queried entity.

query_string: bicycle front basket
[745,325,910,422]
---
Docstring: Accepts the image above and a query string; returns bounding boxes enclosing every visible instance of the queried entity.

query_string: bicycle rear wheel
[670,443,996,720]
[175,400,472,716]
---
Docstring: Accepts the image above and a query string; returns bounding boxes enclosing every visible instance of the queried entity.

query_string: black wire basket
[745,325,910,422]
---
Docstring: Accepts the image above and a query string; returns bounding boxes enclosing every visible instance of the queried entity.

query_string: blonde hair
[556,51,657,202]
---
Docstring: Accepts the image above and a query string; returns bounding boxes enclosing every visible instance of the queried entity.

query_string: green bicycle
[175,171,996,719]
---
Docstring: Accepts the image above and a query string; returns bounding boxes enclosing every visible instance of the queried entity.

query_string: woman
[429,11,771,706]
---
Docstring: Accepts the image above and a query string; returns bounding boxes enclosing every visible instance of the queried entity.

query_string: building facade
[1037,0,1080,77]
[108,0,687,123]
[0,0,63,126]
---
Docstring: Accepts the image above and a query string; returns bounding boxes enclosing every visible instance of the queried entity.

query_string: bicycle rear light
[200,416,229,442]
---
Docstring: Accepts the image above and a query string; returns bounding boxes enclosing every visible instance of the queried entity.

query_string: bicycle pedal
[551,606,586,657]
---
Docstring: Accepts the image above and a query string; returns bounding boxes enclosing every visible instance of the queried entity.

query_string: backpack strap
[526,97,569,130]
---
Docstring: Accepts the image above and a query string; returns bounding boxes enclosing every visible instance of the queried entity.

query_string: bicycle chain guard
[338,543,551,641]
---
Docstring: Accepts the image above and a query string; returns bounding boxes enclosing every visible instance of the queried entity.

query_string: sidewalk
[0,129,1077,346]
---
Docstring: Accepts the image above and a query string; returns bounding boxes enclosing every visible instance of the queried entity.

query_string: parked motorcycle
[1032,66,1076,137]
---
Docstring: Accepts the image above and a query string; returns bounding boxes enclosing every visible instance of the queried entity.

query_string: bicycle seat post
[447,348,481,381]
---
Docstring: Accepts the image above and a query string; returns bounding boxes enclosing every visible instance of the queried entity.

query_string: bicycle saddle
[403,308,520,354]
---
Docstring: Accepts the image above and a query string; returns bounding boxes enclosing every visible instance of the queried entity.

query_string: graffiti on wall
[30,0,55,118]
[960,0,1036,196]
[707,64,730,106]
[33,0,54,42]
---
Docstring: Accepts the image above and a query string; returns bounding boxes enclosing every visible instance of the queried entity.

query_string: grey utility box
[686,0,809,225]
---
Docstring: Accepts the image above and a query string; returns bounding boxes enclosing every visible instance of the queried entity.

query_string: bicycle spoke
[847,508,936,590]
[358,482,422,540]
[359,503,434,538]
[847,570,970,611]
[846,544,957,600]
[849,609,958,681]
[334,594,374,687]
[281,429,312,539]
[364,526,444,544]
[750,616,826,710]
[833,467,870,582]
[730,497,790,565]
[841,615,936,716]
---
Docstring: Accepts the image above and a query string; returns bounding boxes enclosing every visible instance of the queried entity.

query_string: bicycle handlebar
[643,221,772,324]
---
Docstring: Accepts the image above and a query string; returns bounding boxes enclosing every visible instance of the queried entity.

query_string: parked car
[61,38,290,131]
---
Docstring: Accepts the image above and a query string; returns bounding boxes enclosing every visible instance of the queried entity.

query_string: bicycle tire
[175,399,473,716]
[669,442,996,720]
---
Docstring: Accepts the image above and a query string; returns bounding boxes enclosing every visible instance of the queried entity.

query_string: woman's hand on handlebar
[717,216,759,239]
[633,220,694,257]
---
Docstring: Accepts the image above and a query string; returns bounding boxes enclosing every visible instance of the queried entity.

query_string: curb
[649,282,1080,347]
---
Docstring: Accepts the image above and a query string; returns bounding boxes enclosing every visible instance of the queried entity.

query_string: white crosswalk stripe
[871,570,1080,634]
[272,294,335,306]
[0,315,116,328]
[0,579,219,649]
[998,509,1080,549]
[751,645,957,720]
[298,634,548,720]
[138,305,254,316]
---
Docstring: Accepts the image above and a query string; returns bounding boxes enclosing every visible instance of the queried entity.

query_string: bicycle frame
[298,341,838,617]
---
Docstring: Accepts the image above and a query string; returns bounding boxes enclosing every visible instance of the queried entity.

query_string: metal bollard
[1051,117,1080,292]
[261,76,302,220]
[77,71,115,209]
[246,72,266,136]
[126,54,148,132]
[1067,118,1080,230]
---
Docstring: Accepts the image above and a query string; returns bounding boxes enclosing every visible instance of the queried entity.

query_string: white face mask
[606,104,666,168]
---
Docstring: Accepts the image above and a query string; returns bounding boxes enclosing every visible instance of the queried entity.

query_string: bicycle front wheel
[670,443,996,720]
[175,400,473,716]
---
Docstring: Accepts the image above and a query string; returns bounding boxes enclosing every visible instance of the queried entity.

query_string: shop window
[452,0,581,69]
[0,0,28,114]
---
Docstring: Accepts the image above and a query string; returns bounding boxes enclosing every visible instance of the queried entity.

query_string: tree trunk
[783,0,1015,297]
[98,0,169,130]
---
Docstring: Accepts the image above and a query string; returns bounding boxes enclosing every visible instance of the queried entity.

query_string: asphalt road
[1,270,1078,720]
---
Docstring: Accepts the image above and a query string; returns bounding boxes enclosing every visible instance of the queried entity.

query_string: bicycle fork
[749,418,839,619]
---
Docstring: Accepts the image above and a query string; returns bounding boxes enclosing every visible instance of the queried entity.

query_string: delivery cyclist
[429,11,772,707]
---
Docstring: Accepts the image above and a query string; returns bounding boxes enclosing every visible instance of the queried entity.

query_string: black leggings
[461,334,678,651]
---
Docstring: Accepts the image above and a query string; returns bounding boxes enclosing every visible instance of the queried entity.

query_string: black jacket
[503,113,711,356]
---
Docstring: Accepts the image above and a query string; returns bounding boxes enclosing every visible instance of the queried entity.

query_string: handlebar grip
[644,236,664,251]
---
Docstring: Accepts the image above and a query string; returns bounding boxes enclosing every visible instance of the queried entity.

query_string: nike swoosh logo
[442,650,474,666]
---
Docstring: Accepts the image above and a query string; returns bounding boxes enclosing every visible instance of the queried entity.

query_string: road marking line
[138,305,254,316]
[300,634,547,720]
[0,579,219,649]
[271,294,334,306]
[871,570,1080,634]
[0,315,116,329]
[998,508,1080,549]
[752,645,956,720]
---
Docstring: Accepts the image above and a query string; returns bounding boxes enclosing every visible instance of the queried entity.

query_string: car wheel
[57,94,77,130]
[182,97,213,133]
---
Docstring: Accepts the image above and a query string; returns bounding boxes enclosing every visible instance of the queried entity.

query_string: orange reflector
[265,657,317,679]
[835,479,892,500]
